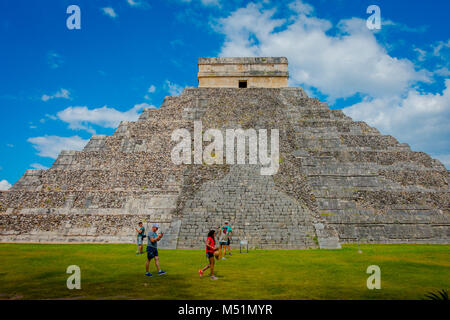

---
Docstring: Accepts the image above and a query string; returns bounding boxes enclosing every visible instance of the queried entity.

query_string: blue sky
[0,0,449,189]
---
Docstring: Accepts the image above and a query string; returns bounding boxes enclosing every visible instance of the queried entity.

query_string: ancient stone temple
[0,57,449,249]
[198,57,289,88]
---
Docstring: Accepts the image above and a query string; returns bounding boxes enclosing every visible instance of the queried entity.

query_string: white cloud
[102,7,118,19]
[0,180,11,191]
[179,0,220,6]
[414,39,450,75]
[344,79,450,168]
[288,0,313,14]
[435,67,450,77]
[47,51,63,69]
[56,103,153,132]
[28,136,89,159]
[214,1,449,168]
[414,48,427,62]
[200,0,220,6]
[144,85,156,100]
[30,163,49,170]
[432,40,450,57]
[216,1,429,101]
[165,80,184,96]
[127,0,150,8]
[41,88,71,102]
[382,19,428,34]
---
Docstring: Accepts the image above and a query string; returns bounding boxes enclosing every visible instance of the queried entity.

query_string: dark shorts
[206,252,214,259]
[227,239,230,246]
[147,247,158,260]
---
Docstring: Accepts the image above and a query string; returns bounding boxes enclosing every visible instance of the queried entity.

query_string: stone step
[32,170,182,191]
[316,198,358,210]
[294,133,401,150]
[313,222,341,249]
[0,189,180,212]
[299,156,337,167]
[305,166,378,176]
[303,161,448,175]
[307,150,440,168]
[295,120,380,135]
[0,213,182,245]
[308,175,381,188]
[288,109,349,119]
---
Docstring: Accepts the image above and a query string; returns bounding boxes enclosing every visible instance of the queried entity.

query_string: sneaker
[136,252,139,255]
[145,272,152,277]
[158,270,167,276]
[228,253,232,256]
[210,275,219,280]
[221,257,226,260]
[198,270,203,277]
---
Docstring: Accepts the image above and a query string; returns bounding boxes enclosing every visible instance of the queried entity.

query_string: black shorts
[227,239,230,245]
[206,252,214,259]
[147,247,158,260]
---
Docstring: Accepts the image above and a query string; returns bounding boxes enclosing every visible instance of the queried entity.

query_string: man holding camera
[145,223,167,277]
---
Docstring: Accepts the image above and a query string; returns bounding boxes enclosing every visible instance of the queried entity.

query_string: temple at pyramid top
[197,57,289,88]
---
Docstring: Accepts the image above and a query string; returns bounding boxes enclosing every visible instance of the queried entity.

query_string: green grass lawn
[0,243,448,300]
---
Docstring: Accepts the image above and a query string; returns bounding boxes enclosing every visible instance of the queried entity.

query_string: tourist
[145,223,166,277]
[218,225,228,260]
[136,222,145,255]
[222,221,233,256]
[199,230,219,280]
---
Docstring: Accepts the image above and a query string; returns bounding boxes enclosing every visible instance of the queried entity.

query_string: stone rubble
[0,87,448,248]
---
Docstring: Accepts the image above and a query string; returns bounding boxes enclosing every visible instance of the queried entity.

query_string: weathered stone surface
[198,57,289,88]
[0,73,448,248]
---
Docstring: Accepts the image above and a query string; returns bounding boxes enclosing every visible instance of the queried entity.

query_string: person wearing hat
[145,223,166,277]
[218,225,228,260]
[136,222,145,255]
[221,221,233,256]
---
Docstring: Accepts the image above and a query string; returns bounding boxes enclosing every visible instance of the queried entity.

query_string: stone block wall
[198,57,289,88]
[0,86,448,248]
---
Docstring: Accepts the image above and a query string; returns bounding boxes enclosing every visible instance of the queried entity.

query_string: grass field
[0,243,448,300]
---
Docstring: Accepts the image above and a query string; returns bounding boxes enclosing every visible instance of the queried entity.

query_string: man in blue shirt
[145,223,167,277]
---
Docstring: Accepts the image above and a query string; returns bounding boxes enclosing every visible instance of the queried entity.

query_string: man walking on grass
[145,223,167,277]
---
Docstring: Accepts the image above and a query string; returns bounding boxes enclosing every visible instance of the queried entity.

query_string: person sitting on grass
[199,230,219,280]
[136,222,145,255]
[145,223,166,277]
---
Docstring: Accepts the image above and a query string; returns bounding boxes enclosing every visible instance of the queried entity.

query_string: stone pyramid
[0,58,448,249]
